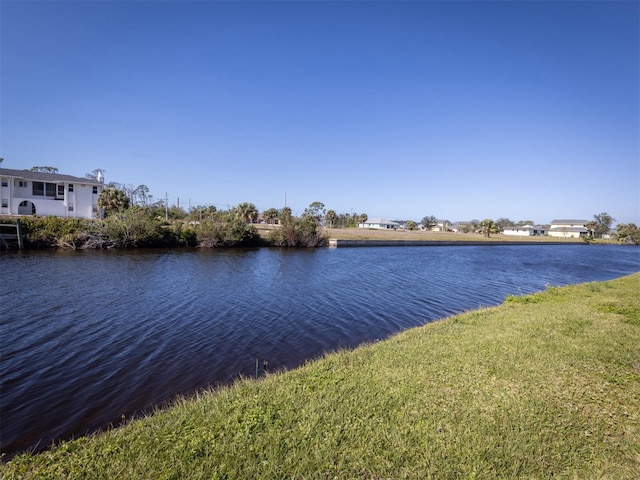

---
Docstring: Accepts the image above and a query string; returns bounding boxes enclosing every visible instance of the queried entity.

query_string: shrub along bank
[0,213,328,249]
[3,273,639,478]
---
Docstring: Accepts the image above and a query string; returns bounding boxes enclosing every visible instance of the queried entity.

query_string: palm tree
[263,208,279,225]
[234,202,258,224]
[479,219,495,238]
[98,188,130,216]
[325,210,337,228]
[280,207,293,225]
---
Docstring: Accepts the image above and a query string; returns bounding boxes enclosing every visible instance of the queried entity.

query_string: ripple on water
[1,245,638,457]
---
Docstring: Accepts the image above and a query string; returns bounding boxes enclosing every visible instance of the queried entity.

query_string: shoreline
[328,238,586,247]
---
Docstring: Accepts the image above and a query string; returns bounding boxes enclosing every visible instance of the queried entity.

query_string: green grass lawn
[3,273,639,479]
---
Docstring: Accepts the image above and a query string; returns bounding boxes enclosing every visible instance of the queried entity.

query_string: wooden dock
[0,220,24,249]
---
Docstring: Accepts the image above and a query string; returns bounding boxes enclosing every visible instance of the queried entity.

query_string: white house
[430,220,451,232]
[357,217,399,230]
[547,219,589,238]
[0,168,104,219]
[503,225,548,236]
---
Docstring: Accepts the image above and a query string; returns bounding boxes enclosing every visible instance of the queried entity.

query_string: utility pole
[165,192,168,221]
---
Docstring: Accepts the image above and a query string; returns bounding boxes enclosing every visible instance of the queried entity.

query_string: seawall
[328,239,584,247]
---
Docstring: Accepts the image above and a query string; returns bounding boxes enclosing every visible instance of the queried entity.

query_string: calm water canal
[1,244,638,457]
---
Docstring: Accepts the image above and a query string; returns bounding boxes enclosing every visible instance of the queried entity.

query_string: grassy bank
[257,224,591,245]
[320,227,585,243]
[3,274,639,479]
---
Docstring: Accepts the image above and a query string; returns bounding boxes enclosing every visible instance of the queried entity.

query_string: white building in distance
[0,168,104,219]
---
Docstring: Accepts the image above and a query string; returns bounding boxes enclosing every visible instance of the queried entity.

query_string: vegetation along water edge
[0,197,638,249]
[1,214,638,250]
[2,273,639,478]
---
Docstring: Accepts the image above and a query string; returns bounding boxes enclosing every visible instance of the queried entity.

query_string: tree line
[3,196,337,249]
[399,214,628,241]
[34,167,635,242]
[3,166,637,246]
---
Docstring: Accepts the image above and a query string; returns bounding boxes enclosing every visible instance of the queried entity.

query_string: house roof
[362,217,399,225]
[549,226,588,232]
[0,168,103,185]
[550,219,589,225]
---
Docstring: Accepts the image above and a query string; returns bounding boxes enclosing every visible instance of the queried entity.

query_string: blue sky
[2,1,638,224]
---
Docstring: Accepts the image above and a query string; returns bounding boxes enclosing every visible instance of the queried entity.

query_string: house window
[1,179,7,187]
[92,186,98,194]
[34,182,57,196]
[1,198,7,208]
[19,181,28,188]
[68,184,74,192]
[57,185,65,196]
[45,183,56,197]
[33,182,45,196]
[68,203,74,212]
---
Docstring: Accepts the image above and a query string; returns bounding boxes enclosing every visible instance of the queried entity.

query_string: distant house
[450,222,470,233]
[430,220,451,232]
[0,168,104,219]
[503,225,548,237]
[357,217,399,230]
[547,219,589,238]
